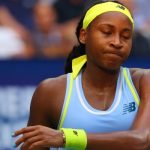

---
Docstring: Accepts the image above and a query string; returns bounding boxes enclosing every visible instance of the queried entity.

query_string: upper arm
[27,75,66,128]
[131,69,150,130]
[27,81,51,127]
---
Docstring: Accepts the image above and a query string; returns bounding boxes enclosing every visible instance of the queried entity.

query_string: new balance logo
[123,102,136,115]
[116,5,125,10]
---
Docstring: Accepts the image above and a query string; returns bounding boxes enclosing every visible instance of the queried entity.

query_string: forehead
[90,11,133,30]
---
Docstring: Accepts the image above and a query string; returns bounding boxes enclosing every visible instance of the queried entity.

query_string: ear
[79,28,87,44]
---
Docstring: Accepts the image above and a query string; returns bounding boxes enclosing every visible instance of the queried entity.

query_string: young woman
[13,1,150,150]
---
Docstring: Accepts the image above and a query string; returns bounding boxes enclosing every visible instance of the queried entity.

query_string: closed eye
[122,35,130,40]
[102,31,112,36]
[121,34,132,40]
[121,29,132,40]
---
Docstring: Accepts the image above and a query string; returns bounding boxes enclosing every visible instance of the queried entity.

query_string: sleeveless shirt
[51,67,140,150]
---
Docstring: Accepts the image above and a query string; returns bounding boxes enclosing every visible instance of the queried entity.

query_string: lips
[103,50,123,58]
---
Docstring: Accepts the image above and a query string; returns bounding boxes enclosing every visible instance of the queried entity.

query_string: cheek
[86,33,106,51]
[119,43,132,62]
[124,40,132,55]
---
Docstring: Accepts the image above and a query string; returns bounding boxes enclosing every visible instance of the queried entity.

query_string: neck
[81,62,121,111]
[82,62,120,90]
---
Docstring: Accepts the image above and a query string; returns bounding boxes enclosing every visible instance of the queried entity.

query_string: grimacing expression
[80,11,133,71]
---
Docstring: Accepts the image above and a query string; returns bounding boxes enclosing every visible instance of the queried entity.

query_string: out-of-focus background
[0,0,149,149]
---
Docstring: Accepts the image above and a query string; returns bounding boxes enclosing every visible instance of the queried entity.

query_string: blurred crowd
[0,0,150,60]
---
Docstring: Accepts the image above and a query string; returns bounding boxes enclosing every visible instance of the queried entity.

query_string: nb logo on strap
[123,102,136,115]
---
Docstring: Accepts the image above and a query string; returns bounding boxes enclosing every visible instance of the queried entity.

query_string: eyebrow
[98,23,132,32]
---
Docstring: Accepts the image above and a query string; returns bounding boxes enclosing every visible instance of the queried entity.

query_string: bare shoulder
[130,68,150,79]
[37,74,67,96]
[28,74,68,128]
[129,68,150,95]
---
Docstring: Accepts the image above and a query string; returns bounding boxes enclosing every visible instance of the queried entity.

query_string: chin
[98,65,120,74]
[106,60,122,69]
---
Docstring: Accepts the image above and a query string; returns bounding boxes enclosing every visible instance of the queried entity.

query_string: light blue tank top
[51,67,140,150]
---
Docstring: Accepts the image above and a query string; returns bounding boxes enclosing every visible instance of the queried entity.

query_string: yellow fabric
[58,56,87,128]
[58,73,74,129]
[83,2,134,29]
[72,55,87,79]
[60,128,87,150]
[123,68,140,105]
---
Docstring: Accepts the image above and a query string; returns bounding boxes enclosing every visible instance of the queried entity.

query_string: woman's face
[80,11,133,71]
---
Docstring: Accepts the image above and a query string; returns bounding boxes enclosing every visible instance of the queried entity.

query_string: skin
[13,11,150,150]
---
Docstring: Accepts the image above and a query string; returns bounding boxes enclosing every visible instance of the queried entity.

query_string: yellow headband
[83,2,134,29]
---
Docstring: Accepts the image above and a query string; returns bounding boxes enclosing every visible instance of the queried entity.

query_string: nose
[110,34,123,49]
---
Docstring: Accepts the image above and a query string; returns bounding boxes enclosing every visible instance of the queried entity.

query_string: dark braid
[64,0,129,74]
[64,17,86,73]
